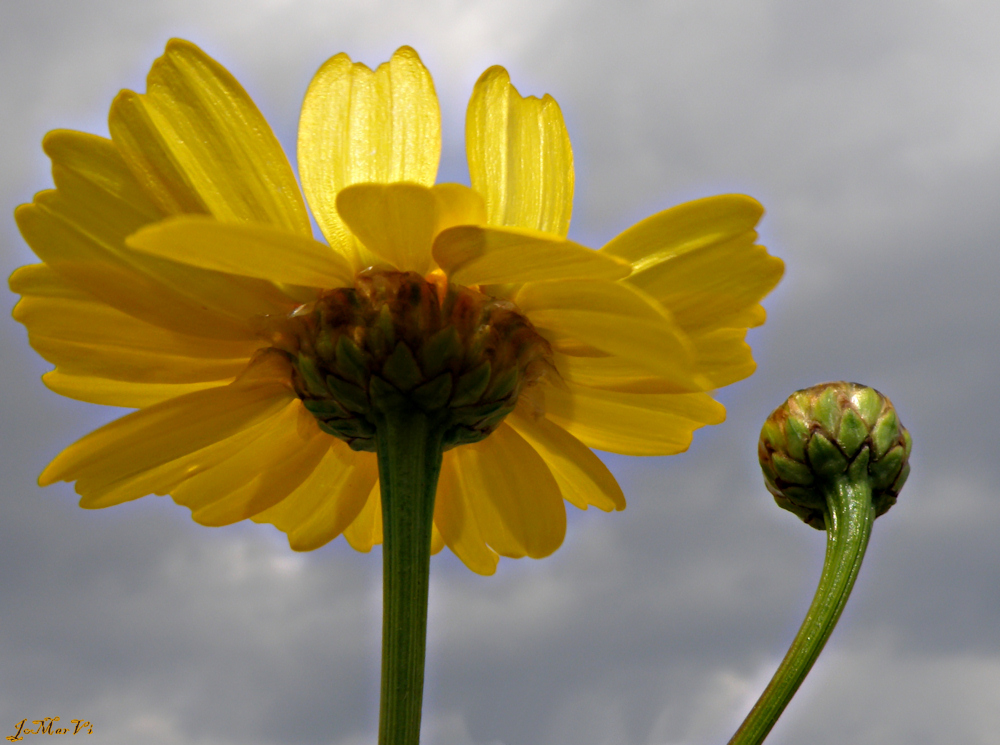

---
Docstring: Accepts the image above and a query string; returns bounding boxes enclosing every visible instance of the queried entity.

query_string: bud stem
[375,408,445,745]
[728,476,876,745]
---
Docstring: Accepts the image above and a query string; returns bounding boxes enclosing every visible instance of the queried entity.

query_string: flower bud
[758,382,911,529]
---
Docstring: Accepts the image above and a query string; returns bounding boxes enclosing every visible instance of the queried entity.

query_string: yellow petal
[78,397,295,509]
[540,380,726,456]
[433,225,630,286]
[9,264,94,300]
[552,352,696,394]
[431,183,487,232]
[552,329,755,394]
[174,404,327,526]
[108,39,311,235]
[466,66,573,236]
[600,194,763,269]
[336,183,438,273]
[263,444,379,552]
[515,279,700,385]
[298,46,440,268]
[42,371,231,408]
[449,424,565,559]
[689,328,758,389]
[343,481,384,552]
[507,407,625,512]
[127,216,355,289]
[430,522,446,555]
[18,131,293,340]
[628,234,785,333]
[433,453,499,575]
[41,352,295,490]
[13,295,259,383]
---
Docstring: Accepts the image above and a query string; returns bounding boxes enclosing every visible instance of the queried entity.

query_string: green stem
[375,408,444,745]
[728,476,876,745]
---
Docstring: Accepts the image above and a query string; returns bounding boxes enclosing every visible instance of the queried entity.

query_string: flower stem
[375,408,445,745]
[727,476,876,745]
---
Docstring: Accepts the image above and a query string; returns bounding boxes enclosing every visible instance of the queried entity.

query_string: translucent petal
[127,216,355,289]
[515,279,699,384]
[7,268,238,400]
[336,183,438,273]
[433,225,629,286]
[174,405,330,527]
[540,381,726,456]
[552,328,755,393]
[449,424,565,559]
[431,183,487,232]
[41,352,295,490]
[279,445,378,551]
[343,481,384,552]
[299,46,440,268]
[108,39,311,235]
[18,131,293,340]
[434,453,499,575]
[689,328,758,388]
[507,408,625,512]
[13,295,259,383]
[552,352,696,394]
[628,235,784,333]
[42,371,231,408]
[600,194,763,268]
[262,444,379,552]
[466,66,573,236]
[190,434,331,528]
[78,397,295,509]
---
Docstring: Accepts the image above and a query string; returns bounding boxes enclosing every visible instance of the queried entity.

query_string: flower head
[11,41,783,574]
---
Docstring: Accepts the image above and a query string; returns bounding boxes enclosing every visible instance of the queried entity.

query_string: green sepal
[382,342,423,391]
[837,408,867,458]
[302,398,350,418]
[813,387,842,436]
[772,453,814,485]
[336,335,370,386]
[784,417,809,461]
[484,368,518,403]
[327,375,370,414]
[411,373,453,411]
[296,355,330,398]
[870,444,905,489]
[871,410,899,458]
[851,386,882,426]
[369,375,409,414]
[761,420,785,453]
[807,433,848,477]
[451,362,492,407]
[419,327,462,378]
[323,416,376,440]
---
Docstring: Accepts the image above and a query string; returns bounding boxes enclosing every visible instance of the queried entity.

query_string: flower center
[273,269,553,452]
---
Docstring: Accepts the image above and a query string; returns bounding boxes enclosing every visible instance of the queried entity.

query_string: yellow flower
[11,41,783,575]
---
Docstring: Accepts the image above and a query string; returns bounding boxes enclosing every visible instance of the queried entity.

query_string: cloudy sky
[2,1,999,743]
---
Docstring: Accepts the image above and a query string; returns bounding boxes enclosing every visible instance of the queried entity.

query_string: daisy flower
[11,41,783,576]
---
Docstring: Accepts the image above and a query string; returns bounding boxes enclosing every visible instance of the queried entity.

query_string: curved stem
[728,477,875,745]
[375,409,444,745]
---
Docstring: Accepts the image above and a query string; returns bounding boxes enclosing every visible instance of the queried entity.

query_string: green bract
[758,382,911,529]
[277,269,553,452]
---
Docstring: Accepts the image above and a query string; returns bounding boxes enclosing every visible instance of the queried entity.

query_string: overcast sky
[2,1,999,744]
